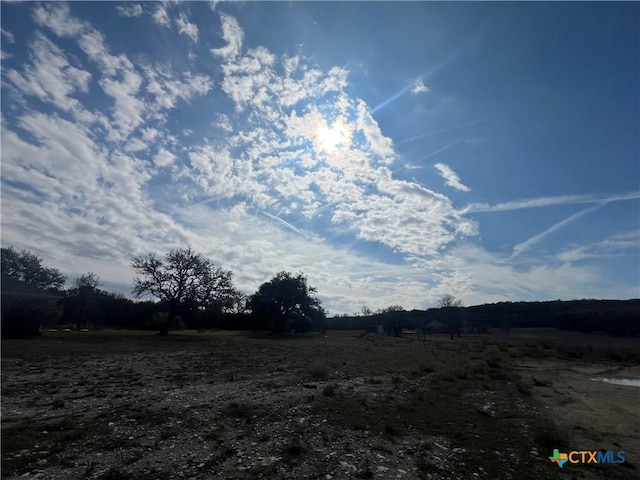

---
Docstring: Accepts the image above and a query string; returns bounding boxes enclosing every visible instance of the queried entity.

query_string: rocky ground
[2,330,638,479]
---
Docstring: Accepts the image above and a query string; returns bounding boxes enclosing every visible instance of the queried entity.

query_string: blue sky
[1,1,638,314]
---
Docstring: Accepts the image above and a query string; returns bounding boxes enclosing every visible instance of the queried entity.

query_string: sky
[1,1,639,315]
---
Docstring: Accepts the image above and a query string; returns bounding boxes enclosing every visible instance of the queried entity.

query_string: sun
[315,115,352,154]
[318,123,345,151]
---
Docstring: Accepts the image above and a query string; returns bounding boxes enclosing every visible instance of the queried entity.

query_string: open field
[2,330,639,480]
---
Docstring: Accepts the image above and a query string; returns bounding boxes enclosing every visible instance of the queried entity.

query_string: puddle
[591,378,640,387]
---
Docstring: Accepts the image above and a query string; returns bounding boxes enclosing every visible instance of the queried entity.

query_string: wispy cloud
[5,33,92,113]
[260,211,312,239]
[152,4,170,27]
[395,118,485,147]
[466,191,640,213]
[394,139,465,173]
[556,230,640,264]
[1,27,15,43]
[211,13,243,59]
[411,78,429,95]
[116,4,143,18]
[176,13,198,43]
[32,3,86,37]
[434,163,470,192]
[512,204,602,258]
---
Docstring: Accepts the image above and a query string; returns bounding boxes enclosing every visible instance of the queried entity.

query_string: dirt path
[515,360,640,479]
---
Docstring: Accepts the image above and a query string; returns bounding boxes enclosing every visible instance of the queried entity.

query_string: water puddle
[591,378,640,387]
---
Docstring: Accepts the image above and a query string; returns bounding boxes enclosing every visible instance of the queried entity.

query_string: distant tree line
[328,298,640,337]
[1,246,637,337]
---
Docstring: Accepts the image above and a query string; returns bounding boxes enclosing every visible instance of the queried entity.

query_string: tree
[249,271,323,334]
[380,305,405,336]
[1,246,66,292]
[64,273,102,329]
[437,294,464,339]
[75,272,101,291]
[131,248,237,334]
[437,294,463,309]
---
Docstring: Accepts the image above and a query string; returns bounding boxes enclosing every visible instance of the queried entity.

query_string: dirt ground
[1,330,638,480]
[516,360,640,479]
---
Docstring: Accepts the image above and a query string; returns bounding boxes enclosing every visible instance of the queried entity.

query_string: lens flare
[315,115,352,154]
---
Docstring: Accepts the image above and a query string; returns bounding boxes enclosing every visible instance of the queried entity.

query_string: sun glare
[315,116,352,154]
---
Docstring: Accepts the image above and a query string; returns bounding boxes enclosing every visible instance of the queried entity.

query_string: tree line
[328,298,640,337]
[1,246,326,336]
[2,246,637,337]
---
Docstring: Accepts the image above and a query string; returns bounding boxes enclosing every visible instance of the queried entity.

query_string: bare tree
[131,248,237,334]
[437,294,464,339]
[437,294,463,309]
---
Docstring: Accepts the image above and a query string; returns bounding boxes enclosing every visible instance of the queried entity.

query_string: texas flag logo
[549,449,569,468]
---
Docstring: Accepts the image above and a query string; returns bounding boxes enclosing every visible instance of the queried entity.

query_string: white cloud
[0,4,480,312]
[154,148,177,168]
[411,78,429,95]
[434,163,470,192]
[556,247,589,264]
[163,203,452,313]
[116,4,144,18]
[29,4,212,144]
[32,3,86,37]
[124,137,148,153]
[176,13,198,43]
[203,29,478,263]
[355,99,396,164]
[99,70,146,141]
[5,3,633,314]
[213,113,233,132]
[143,66,213,109]
[5,33,91,114]
[152,4,171,27]
[1,27,15,43]
[557,230,640,264]
[141,127,160,142]
[413,243,618,306]
[211,13,243,59]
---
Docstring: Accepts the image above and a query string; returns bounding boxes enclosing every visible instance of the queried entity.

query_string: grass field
[2,329,639,479]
